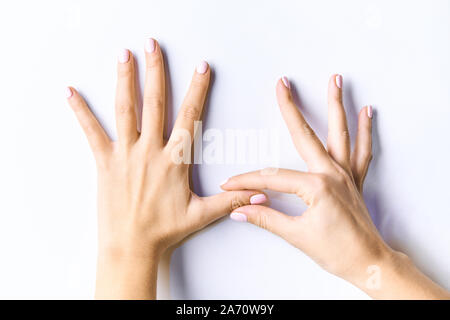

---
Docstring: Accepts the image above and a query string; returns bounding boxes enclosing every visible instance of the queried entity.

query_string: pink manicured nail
[367,105,373,118]
[250,194,267,205]
[335,74,342,89]
[230,212,247,222]
[145,38,156,53]
[281,76,290,89]
[65,87,73,99]
[196,61,208,74]
[220,178,229,186]
[118,49,130,63]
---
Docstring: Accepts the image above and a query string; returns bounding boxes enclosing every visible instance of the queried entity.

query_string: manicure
[145,38,156,53]
[281,76,290,89]
[220,178,229,186]
[230,212,247,222]
[335,74,342,89]
[65,87,73,99]
[118,48,130,63]
[196,61,208,74]
[250,194,267,205]
[367,105,373,118]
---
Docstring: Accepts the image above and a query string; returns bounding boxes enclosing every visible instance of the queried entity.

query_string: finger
[327,74,351,170]
[66,87,111,157]
[191,190,268,228]
[115,48,138,146]
[351,106,373,192]
[230,205,297,239]
[276,77,331,172]
[168,61,210,147]
[140,38,165,148]
[221,168,314,199]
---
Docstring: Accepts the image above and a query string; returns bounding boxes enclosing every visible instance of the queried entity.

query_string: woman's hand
[222,75,450,299]
[67,38,266,299]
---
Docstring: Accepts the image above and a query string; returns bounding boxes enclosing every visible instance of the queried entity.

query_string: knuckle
[117,66,133,78]
[230,196,245,211]
[359,149,373,164]
[256,212,269,231]
[181,104,201,121]
[301,123,315,136]
[143,95,164,111]
[116,102,134,115]
[340,130,350,139]
[334,95,343,104]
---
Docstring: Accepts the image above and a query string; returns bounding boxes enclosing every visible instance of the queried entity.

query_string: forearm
[95,252,159,300]
[350,250,450,300]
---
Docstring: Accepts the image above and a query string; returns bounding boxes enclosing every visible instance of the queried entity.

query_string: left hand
[67,38,267,299]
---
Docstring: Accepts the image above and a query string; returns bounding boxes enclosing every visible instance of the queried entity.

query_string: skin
[67,39,267,299]
[222,75,450,300]
[67,38,449,300]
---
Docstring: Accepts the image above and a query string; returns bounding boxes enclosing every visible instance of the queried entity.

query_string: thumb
[195,191,268,227]
[230,205,294,237]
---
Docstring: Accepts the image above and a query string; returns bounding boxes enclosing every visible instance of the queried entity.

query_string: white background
[0,0,449,299]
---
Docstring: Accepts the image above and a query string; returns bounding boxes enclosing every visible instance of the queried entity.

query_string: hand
[223,74,379,280]
[222,75,450,299]
[67,38,266,299]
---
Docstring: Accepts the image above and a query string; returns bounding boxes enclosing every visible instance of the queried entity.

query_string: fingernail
[335,74,342,89]
[250,194,267,205]
[145,38,156,53]
[230,212,247,222]
[367,105,373,118]
[118,48,130,63]
[65,87,73,99]
[281,76,290,89]
[196,60,208,74]
[220,178,229,186]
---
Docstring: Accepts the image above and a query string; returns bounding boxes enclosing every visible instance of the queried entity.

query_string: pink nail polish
[230,212,247,222]
[145,38,156,53]
[118,49,130,63]
[281,76,290,89]
[196,61,208,74]
[250,194,267,205]
[65,87,73,99]
[335,74,342,89]
[367,105,373,118]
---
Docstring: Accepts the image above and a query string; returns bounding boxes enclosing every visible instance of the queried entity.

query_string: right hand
[222,75,391,283]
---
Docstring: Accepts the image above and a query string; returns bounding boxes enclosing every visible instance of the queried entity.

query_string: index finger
[221,168,314,200]
[167,61,210,147]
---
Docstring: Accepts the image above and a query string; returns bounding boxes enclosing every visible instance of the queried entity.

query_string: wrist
[341,243,398,293]
[349,248,450,299]
[95,245,162,300]
[97,234,165,261]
